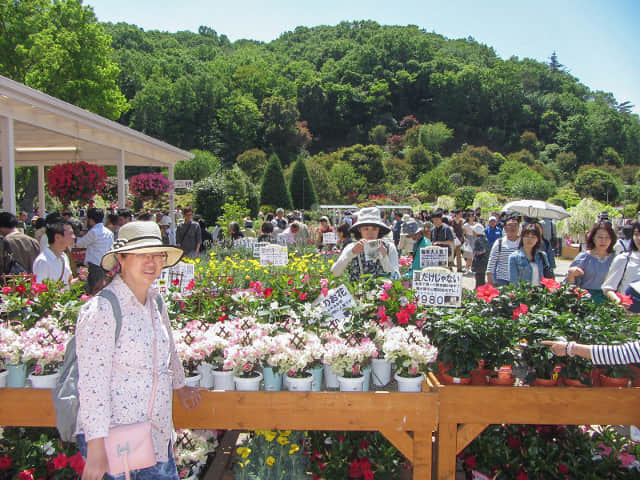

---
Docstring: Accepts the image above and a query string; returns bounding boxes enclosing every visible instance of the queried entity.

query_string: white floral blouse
[75,275,186,462]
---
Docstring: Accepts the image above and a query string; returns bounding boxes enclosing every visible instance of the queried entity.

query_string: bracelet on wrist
[567,341,577,357]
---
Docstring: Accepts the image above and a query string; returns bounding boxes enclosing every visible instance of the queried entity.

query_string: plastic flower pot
[185,374,202,388]
[323,364,339,389]
[337,375,366,392]
[361,366,371,392]
[437,362,472,385]
[0,370,7,388]
[286,372,314,392]
[211,369,234,391]
[6,364,27,388]
[395,372,425,392]
[488,374,515,386]
[234,372,263,391]
[562,377,588,388]
[598,374,629,388]
[532,377,560,387]
[371,358,392,387]
[262,367,283,391]
[309,365,323,392]
[28,372,60,389]
[197,362,214,389]
[470,369,490,386]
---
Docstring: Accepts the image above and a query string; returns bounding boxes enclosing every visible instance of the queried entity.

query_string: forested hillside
[3,1,640,212]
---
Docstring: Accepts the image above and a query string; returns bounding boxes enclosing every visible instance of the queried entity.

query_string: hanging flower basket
[46,161,107,207]
[128,173,173,202]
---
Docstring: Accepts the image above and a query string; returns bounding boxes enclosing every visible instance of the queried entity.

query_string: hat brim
[350,221,391,236]
[101,243,184,271]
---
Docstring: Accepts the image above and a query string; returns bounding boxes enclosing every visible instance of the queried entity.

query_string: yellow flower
[266,456,275,467]
[289,444,300,455]
[236,447,251,459]
[277,436,290,446]
[263,431,277,442]
[278,430,292,436]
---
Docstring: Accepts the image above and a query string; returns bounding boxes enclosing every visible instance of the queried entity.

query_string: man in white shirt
[75,208,113,293]
[33,220,86,287]
[486,216,521,287]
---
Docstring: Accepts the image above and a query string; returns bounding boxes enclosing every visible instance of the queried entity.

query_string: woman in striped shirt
[542,339,640,365]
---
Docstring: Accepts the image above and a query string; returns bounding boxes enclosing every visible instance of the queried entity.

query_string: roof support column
[37,164,45,215]
[117,150,125,208]
[168,164,175,224]
[0,115,16,213]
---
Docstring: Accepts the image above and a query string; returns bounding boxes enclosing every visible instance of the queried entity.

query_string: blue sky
[86,0,640,114]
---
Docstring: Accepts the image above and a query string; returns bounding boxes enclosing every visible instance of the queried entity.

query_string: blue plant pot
[309,365,324,391]
[262,367,283,391]
[362,366,372,392]
[6,364,27,388]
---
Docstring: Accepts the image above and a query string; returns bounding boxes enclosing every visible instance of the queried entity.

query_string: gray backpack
[52,289,163,442]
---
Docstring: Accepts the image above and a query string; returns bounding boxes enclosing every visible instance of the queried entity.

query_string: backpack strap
[97,289,123,342]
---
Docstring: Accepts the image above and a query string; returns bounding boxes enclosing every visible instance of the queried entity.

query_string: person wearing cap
[331,207,399,281]
[243,219,257,238]
[471,223,490,288]
[398,217,418,256]
[484,216,502,248]
[158,215,175,245]
[407,220,432,275]
[430,210,454,268]
[75,221,201,480]
[315,216,334,249]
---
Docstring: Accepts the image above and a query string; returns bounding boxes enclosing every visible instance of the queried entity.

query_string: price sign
[253,242,268,257]
[412,268,462,308]
[259,244,288,266]
[420,246,449,268]
[174,179,194,189]
[318,284,355,324]
[322,232,338,245]
[234,237,257,250]
[152,262,195,296]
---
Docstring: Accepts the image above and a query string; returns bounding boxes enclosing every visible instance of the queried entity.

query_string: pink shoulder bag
[104,309,159,480]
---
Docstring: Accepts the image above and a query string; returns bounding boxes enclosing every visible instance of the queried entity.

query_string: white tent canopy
[0,74,193,214]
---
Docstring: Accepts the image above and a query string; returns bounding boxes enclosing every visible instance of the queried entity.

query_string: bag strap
[97,290,123,344]
[616,253,631,292]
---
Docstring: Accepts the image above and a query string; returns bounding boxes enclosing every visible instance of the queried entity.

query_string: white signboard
[322,232,338,245]
[319,284,355,323]
[152,262,195,296]
[412,268,462,308]
[234,237,257,250]
[420,246,449,268]
[259,245,288,266]
[174,179,194,189]
[253,242,268,257]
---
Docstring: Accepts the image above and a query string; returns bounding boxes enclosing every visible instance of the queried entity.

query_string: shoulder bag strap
[97,289,123,344]
[616,253,631,292]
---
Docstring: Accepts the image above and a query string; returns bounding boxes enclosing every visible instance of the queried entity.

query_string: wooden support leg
[437,423,457,480]
[412,430,431,480]
[202,430,241,480]
[456,424,488,454]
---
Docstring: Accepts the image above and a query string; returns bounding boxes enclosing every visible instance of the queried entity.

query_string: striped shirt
[486,237,520,282]
[591,341,640,366]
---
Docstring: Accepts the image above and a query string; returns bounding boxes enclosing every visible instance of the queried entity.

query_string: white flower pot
[395,372,424,392]
[371,359,392,387]
[234,372,263,391]
[286,373,314,392]
[185,374,201,388]
[323,364,339,389]
[0,370,7,388]
[197,362,214,389]
[28,372,60,389]
[211,369,235,391]
[337,375,366,392]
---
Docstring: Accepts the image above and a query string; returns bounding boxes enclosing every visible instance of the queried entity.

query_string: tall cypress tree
[289,157,318,209]
[259,154,293,209]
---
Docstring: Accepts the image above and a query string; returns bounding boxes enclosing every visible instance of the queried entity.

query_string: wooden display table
[433,379,640,480]
[0,388,439,480]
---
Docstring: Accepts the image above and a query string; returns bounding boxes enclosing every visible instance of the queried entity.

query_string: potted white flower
[23,317,70,388]
[323,336,378,392]
[382,326,438,392]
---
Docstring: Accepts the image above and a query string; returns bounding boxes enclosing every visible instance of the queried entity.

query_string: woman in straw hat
[75,221,202,480]
[331,207,399,282]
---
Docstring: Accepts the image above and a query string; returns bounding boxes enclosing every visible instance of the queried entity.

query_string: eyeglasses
[123,252,168,264]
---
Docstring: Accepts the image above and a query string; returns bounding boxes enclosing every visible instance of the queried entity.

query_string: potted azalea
[174,323,209,388]
[23,317,70,388]
[280,328,323,392]
[223,322,272,391]
[323,335,378,392]
[0,324,30,388]
[382,325,438,392]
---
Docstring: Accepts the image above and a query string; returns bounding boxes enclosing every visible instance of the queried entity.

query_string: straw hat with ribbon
[101,221,183,271]
[350,207,391,237]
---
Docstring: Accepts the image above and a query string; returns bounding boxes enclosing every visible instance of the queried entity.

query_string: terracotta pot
[438,371,472,385]
[598,374,629,388]
[562,377,588,388]
[470,369,490,386]
[488,374,515,386]
[532,377,560,387]
[590,368,603,387]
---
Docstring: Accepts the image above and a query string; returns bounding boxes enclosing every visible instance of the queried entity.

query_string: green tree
[225,166,259,217]
[507,169,556,200]
[289,157,318,210]
[236,149,268,184]
[368,125,389,145]
[261,96,299,166]
[413,169,453,197]
[418,122,454,153]
[175,150,221,181]
[405,146,434,178]
[259,154,292,209]
[574,168,620,203]
[445,151,488,186]
[454,187,477,209]
[193,172,227,225]
[0,0,129,119]
[328,161,366,198]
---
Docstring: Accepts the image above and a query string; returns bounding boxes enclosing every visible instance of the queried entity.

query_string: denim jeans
[76,434,179,480]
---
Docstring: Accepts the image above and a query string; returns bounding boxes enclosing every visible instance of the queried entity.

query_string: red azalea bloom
[263,287,274,298]
[512,304,529,320]
[406,303,417,314]
[540,277,561,292]
[287,279,294,285]
[558,462,569,475]
[18,469,34,480]
[186,279,195,291]
[360,440,370,450]
[317,462,327,471]
[516,471,528,480]
[464,455,477,468]
[619,452,636,467]
[377,306,388,324]
[348,460,363,478]
[1,286,11,294]
[337,434,345,442]
[572,287,587,298]
[396,309,410,325]
[218,314,228,322]
[379,290,390,301]
[507,435,521,449]
[16,284,26,295]
[31,283,48,294]
[300,292,308,300]
[476,283,499,302]
[52,453,68,469]
[0,456,11,470]
[616,292,633,305]
[172,278,180,286]
[69,453,85,475]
